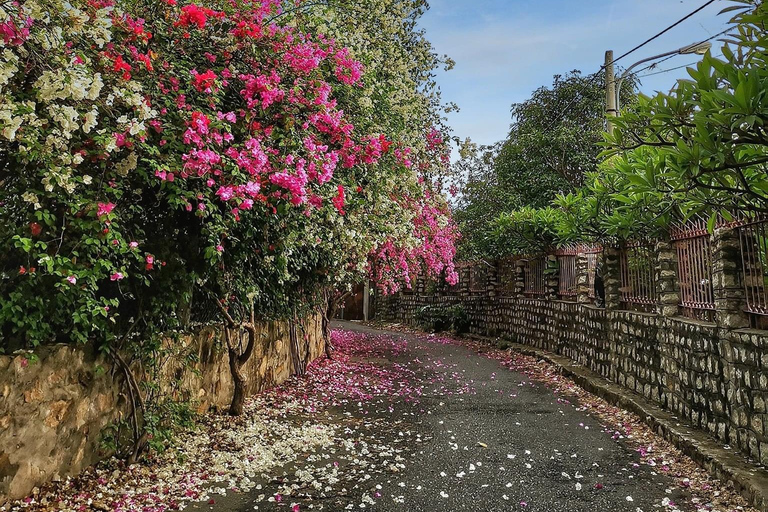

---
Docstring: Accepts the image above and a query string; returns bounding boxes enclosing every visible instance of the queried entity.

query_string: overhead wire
[631,26,733,76]
[608,0,718,68]
[536,0,725,137]
[638,53,724,78]
[497,0,725,187]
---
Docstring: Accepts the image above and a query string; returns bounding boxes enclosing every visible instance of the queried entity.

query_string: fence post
[656,240,679,317]
[459,265,471,298]
[546,254,559,300]
[577,250,591,304]
[603,246,621,310]
[712,227,748,329]
[515,259,526,298]
[487,261,499,298]
[416,275,426,296]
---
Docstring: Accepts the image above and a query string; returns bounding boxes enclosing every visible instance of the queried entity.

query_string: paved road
[191,322,693,512]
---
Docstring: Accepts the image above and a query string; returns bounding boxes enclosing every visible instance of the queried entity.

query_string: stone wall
[378,225,768,467]
[0,314,325,505]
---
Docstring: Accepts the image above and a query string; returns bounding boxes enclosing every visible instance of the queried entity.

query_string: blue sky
[420,0,732,148]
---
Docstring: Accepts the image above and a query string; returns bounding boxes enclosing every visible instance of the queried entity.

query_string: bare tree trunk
[228,341,247,416]
[289,319,306,377]
[322,300,334,359]
[320,289,348,359]
[217,301,258,416]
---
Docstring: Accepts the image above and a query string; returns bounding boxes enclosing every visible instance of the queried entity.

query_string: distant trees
[456,71,635,258]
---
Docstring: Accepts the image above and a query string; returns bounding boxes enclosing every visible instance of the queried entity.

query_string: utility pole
[605,50,617,135]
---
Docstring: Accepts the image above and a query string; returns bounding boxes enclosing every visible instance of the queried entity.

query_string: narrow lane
[192,322,742,512]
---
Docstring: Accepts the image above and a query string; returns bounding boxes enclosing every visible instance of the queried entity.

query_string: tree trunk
[289,320,306,377]
[228,345,247,416]
[224,325,256,416]
[321,293,337,359]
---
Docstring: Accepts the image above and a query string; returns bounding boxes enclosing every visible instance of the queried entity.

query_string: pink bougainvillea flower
[96,202,115,217]
[129,241,139,249]
[66,275,77,285]
[110,272,124,281]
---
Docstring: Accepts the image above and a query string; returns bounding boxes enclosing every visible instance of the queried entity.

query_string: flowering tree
[0,0,458,427]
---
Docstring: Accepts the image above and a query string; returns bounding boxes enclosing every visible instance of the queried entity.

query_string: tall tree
[456,71,635,259]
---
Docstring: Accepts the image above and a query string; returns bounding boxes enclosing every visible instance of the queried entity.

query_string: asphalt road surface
[190,321,698,512]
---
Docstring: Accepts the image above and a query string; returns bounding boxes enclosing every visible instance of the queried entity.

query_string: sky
[419,0,732,149]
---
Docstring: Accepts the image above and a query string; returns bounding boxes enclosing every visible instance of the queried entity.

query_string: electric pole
[605,50,617,135]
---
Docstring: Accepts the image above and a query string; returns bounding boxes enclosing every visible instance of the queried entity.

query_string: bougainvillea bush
[0,0,458,353]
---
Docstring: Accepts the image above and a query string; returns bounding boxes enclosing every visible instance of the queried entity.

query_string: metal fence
[738,218,768,324]
[556,248,578,299]
[524,256,547,297]
[619,241,657,312]
[671,220,715,320]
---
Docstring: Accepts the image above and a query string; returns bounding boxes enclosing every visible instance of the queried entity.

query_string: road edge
[460,333,768,512]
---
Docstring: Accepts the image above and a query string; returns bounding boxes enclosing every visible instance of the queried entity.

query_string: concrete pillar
[459,265,471,298]
[656,240,680,317]
[603,246,621,311]
[515,259,526,298]
[577,251,591,304]
[487,262,499,298]
[546,254,559,300]
[712,227,748,329]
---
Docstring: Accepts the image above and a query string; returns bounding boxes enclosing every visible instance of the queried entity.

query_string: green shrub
[415,303,469,334]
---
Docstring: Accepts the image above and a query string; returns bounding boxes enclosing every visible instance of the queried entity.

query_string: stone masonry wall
[0,314,325,505]
[379,226,768,467]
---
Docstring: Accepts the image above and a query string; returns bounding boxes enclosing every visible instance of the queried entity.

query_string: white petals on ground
[9,326,760,512]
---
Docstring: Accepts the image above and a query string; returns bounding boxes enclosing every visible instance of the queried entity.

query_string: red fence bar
[738,218,768,318]
[619,241,657,311]
[556,247,578,299]
[524,256,546,297]
[670,219,715,320]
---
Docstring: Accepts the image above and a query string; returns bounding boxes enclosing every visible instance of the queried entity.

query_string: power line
[638,53,724,78]
[540,0,723,134]
[608,0,718,68]
[631,27,732,75]
[501,0,725,184]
